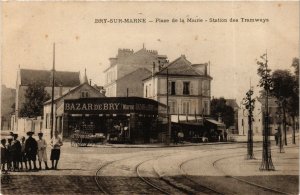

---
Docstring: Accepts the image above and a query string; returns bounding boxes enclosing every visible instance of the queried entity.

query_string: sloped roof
[143,56,212,81]
[20,69,80,87]
[44,82,105,105]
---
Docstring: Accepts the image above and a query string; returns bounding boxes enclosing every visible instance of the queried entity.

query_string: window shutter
[190,82,194,95]
[168,81,171,94]
[177,81,183,95]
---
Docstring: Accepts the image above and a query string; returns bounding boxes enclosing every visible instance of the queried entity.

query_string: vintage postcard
[1,1,299,194]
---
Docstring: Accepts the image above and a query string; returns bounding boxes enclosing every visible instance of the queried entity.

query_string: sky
[1,1,299,104]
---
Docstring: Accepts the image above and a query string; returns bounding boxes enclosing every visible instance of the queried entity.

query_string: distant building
[238,96,279,136]
[1,85,16,130]
[103,47,168,97]
[225,99,240,134]
[143,55,212,116]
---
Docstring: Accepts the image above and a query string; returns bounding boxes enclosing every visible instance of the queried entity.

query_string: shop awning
[205,119,225,126]
[171,115,204,124]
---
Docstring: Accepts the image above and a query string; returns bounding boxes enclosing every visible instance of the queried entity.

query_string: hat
[26,131,34,135]
[13,133,18,138]
[38,132,43,136]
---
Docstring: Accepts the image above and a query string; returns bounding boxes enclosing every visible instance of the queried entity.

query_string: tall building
[143,55,212,116]
[103,47,168,97]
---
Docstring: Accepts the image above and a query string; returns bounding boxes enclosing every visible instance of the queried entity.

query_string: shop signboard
[64,97,159,115]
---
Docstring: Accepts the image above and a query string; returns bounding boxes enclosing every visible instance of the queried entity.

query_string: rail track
[95,140,297,194]
[179,142,297,194]
[95,152,182,194]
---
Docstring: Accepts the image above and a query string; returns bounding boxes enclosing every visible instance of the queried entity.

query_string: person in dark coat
[20,136,28,171]
[6,137,13,171]
[1,139,7,171]
[25,131,38,171]
[11,134,22,171]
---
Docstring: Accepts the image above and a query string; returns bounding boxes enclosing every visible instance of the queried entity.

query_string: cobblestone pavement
[1,141,299,194]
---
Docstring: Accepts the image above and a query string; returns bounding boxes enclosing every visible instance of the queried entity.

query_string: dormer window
[81,91,89,98]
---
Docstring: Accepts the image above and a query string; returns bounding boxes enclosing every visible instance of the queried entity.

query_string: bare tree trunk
[292,116,296,144]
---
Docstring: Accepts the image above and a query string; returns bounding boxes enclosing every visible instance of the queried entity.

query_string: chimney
[89,79,92,85]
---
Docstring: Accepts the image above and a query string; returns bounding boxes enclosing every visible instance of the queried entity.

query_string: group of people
[1,130,63,172]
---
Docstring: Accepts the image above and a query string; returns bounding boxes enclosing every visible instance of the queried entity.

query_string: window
[202,80,210,96]
[168,81,175,95]
[46,113,49,129]
[171,82,176,95]
[81,91,89,98]
[169,101,177,114]
[145,86,148,97]
[182,101,190,114]
[183,82,190,95]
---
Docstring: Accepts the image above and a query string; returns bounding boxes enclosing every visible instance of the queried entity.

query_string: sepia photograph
[0,1,299,194]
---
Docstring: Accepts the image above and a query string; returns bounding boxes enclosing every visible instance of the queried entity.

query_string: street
[1,141,299,194]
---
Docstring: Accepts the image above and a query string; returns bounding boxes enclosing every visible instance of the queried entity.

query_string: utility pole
[166,68,171,145]
[50,43,55,139]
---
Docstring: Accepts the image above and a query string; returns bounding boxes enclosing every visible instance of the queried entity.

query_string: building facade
[143,55,212,116]
[103,47,168,97]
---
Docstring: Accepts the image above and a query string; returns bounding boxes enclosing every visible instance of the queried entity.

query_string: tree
[243,88,255,159]
[257,53,275,171]
[210,98,234,128]
[271,70,294,145]
[19,82,50,118]
[289,58,299,144]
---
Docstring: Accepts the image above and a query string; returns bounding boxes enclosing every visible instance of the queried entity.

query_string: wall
[116,68,151,97]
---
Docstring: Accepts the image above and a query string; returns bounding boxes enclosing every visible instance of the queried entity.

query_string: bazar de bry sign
[64,97,159,114]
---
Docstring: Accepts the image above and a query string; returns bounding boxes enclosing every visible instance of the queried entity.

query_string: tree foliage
[257,53,273,91]
[210,98,234,128]
[19,82,50,118]
[271,70,294,101]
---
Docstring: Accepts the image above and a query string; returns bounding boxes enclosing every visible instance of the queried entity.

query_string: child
[50,131,63,170]
[1,139,7,171]
[37,133,49,170]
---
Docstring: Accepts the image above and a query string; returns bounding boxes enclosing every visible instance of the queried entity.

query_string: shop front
[63,97,160,144]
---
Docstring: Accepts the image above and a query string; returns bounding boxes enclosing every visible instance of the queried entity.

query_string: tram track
[211,144,298,195]
[94,140,297,194]
[178,142,297,194]
[95,151,181,194]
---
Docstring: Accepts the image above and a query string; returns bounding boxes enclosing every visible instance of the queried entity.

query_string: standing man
[11,134,21,171]
[1,139,7,171]
[6,137,13,171]
[20,136,28,171]
[37,133,50,170]
[25,131,38,171]
[50,131,63,170]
